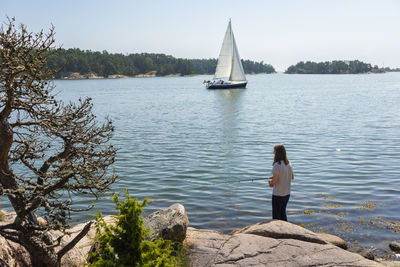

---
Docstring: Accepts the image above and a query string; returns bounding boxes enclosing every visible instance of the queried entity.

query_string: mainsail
[213,20,246,82]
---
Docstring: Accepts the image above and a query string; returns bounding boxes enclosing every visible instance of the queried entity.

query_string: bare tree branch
[0,223,17,231]
[57,221,93,261]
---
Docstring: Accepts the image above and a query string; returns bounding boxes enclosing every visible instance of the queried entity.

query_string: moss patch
[358,201,376,211]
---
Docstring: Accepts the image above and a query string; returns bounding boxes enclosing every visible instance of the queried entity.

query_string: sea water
[3,73,400,256]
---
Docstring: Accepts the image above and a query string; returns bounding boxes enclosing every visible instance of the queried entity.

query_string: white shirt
[272,160,293,196]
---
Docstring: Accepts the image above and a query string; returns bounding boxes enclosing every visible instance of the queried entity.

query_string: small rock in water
[389,241,400,253]
[348,246,375,260]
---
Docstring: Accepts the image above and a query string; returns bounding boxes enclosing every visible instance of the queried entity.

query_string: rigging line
[219,177,270,185]
[184,177,270,186]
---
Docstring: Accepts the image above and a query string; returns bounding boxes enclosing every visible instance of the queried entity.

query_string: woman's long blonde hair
[273,144,289,165]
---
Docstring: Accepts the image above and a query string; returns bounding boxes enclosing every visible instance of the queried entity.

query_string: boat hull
[206,82,247,90]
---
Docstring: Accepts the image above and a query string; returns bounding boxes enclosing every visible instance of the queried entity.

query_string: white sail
[229,34,246,81]
[213,20,246,82]
[214,21,233,79]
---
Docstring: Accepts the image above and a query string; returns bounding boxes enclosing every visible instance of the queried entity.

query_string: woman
[268,144,294,221]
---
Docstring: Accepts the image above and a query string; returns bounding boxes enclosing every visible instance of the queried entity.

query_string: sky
[1,0,399,71]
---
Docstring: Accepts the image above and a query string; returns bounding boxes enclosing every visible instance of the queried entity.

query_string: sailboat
[205,20,247,89]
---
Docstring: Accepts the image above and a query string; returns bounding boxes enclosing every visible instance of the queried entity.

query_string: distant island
[382,67,400,72]
[285,60,384,74]
[47,48,276,79]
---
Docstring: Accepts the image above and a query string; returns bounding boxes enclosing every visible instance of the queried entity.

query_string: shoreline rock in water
[389,241,400,253]
[57,70,200,80]
[0,206,396,266]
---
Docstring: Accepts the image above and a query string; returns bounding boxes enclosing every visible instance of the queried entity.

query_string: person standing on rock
[269,144,294,221]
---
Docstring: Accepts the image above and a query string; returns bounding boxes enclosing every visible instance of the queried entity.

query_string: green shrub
[88,189,178,267]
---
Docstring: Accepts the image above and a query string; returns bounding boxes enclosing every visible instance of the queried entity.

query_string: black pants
[272,194,290,221]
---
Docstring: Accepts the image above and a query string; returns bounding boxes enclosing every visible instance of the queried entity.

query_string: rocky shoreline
[1,205,399,266]
[58,71,186,80]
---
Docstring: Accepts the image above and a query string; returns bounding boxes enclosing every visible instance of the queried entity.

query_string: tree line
[47,49,195,78]
[285,60,383,74]
[46,49,390,77]
[47,48,276,78]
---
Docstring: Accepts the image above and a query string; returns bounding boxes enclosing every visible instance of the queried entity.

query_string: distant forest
[285,60,383,74]
[47,48,276,78]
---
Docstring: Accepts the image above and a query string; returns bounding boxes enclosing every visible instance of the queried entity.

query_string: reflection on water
[215,89,244,157]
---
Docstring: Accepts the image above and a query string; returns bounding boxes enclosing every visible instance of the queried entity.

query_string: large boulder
[185,221,382,267]
[144,203,189,242]
[231,220,327,244]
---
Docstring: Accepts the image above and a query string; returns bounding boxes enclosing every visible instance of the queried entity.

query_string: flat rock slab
[185,226,382,267]
[379,261,400,267]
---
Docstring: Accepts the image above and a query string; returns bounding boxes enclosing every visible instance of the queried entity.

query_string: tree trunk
[26,241,58,267]
[16,226,58,267]
[29,254,59,267]
[0,120,13,186]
